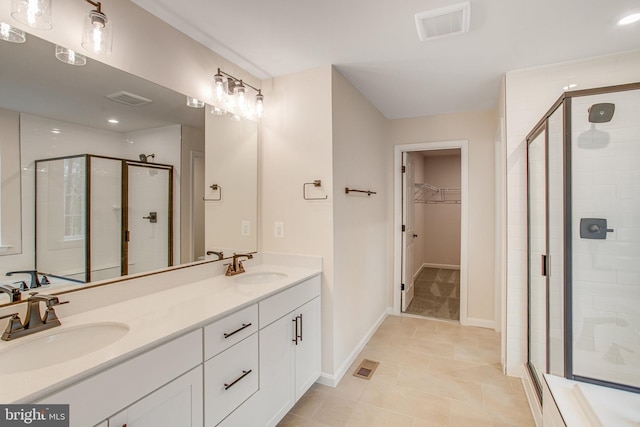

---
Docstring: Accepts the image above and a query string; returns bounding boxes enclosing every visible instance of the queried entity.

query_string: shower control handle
[142,212,158,223]
[580,218,613,239]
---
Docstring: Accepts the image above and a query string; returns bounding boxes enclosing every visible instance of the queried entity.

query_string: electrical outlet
[241,220,250,236]
[274,221,284,238]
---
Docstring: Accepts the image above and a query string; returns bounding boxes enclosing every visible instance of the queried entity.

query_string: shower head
[588,103,615,123]
[139,153,155,162]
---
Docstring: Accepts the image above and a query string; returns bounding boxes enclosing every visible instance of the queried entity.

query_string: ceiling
[132,0,640,120]
[0,32,203,133]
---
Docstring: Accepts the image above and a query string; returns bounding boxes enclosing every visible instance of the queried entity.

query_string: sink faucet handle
[0,313,25,339]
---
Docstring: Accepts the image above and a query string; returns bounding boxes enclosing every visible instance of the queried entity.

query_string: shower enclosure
[35,154,173,283]
[526,82,640,397]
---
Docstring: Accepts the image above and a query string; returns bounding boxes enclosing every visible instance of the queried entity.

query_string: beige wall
[389,110,497,323]
[419,154,462,268]
[331,68,390,378]
[180,125,205,264]
[261,66,336,374]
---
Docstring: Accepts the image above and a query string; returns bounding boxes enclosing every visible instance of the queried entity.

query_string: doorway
[393,141,469,324]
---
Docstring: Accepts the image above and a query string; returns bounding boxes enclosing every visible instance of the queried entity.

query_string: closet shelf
[414,183,461,204]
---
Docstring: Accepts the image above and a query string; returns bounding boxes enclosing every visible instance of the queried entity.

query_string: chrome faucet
[225,253,254,276]
[0,293,69,341]
[0,284,21,302]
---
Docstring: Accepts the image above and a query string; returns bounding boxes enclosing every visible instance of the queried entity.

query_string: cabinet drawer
[259,275,320,327]
[204,304,258,360]
[205,333,258,427]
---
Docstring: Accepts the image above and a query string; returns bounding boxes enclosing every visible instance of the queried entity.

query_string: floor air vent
[353,359,380,380]
[415,1,470,41]
[106,91,152,107]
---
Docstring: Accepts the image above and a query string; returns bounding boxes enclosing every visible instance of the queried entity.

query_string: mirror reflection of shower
[577,102,615,149]
[139,153,155,163]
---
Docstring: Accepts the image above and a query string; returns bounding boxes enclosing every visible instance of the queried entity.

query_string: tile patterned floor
[278,315,535,427]
[405,268,461,320]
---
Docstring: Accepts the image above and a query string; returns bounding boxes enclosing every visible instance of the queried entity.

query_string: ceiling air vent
[106,91,152,107]
[415,1,471,41]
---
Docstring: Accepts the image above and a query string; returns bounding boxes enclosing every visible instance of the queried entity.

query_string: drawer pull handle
[223,323,252,339]
[224,369,253,390]
[292,314,303,345]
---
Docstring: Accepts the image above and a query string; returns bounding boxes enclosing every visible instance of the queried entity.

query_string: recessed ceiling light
[617,12,640,26]
[108,119,119,124]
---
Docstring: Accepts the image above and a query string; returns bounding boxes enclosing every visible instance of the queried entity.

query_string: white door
[127,164,170,274]
[401,152,416,311]
[109,367,203,427]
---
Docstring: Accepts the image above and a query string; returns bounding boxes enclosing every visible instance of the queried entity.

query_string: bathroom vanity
[0,254,321,427]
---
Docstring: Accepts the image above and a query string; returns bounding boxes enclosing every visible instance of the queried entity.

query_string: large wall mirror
[0,32,258,298]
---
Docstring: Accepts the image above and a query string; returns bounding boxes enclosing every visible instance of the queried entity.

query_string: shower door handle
[541,254,548,277]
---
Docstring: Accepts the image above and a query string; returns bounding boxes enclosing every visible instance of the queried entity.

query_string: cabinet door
[109,366,203,427]
[258,313,295,427]
[294,297,321,400]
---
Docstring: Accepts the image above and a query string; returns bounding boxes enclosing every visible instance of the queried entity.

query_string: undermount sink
[234,272,288,285]
[0,322,129,374]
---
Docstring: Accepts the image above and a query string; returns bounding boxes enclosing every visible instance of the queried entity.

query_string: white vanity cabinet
[108,366,203,427]
[257,276,321,426]
[203,304,259,427]
[36,330,203,427]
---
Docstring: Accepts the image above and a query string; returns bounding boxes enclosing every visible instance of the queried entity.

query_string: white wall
[504,49,640,376]
[180,126,205,264]
[389,110,497,324]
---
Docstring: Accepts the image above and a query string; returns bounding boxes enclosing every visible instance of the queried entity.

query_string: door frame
[393,140,469,325]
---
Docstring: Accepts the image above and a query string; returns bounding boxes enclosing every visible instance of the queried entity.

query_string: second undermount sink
[0,322,129,374]
[234,272,288,285]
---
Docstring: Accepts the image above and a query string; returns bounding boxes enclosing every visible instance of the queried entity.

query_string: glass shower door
[126,163,172,275]
[527,127,548,395]
[570,89,640,389]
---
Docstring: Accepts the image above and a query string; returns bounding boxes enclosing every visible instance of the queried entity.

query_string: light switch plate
[241,220,250,236]
[274,221,284,238]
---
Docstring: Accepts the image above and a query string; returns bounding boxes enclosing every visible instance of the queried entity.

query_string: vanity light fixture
[81,0,112,55]
[211,106,227,115]
[212,68,265,118]
[55,45,87,66]
[0,22,26,43]
[11,0,52,30]
[186,96,205,108]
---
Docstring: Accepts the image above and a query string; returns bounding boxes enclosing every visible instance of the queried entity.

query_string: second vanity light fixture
[81,0,112,55]
[212,68,265,118]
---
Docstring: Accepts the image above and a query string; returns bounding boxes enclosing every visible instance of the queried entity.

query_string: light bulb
[81,9,112,55]
[234,82,247,111]
[213,72,226,102]
[255,92,264,118]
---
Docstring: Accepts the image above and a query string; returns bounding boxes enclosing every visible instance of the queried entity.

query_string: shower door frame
[525,82,640,396]
[35,154,174,282]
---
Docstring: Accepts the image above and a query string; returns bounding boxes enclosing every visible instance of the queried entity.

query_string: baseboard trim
[465,317,496,330]
[317,307,391,388]
[421,263,460,270]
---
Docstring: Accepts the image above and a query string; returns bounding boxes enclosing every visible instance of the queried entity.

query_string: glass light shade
[186,96,205,108]
[55,45,87,66]
[81,10,112,55]
[0,22,26,43]
[255,93,264,118]
[234,83,248,111]
[231,114,242,121]
[211,106,227,115]
[213,73,226,102]
[11,0,52,30]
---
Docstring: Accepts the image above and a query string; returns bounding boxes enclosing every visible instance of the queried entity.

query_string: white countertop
[0,262,321,403]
